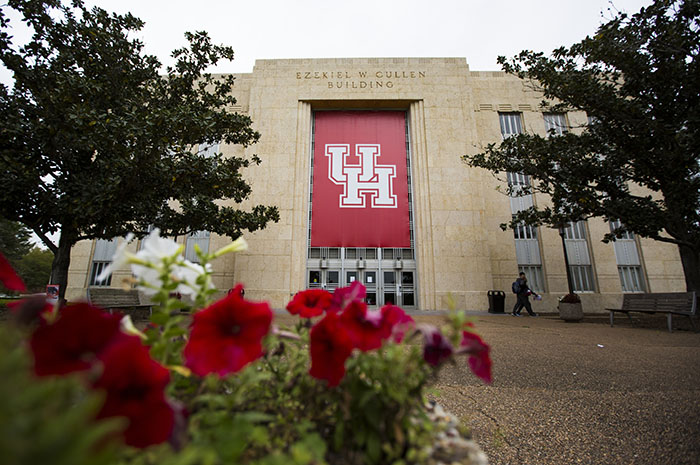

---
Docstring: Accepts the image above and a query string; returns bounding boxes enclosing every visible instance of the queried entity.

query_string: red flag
[310,111,410,247]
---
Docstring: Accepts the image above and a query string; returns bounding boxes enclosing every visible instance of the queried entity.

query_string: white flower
[136,228,182,263]
[212,236,248,257]
[96,233,135,282]
[171,260,213,298]
[120,315,147,340]
[130,228,212,298]
[100,229,213,298]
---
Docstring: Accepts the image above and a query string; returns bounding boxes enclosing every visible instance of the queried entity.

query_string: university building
[66,58,685,312]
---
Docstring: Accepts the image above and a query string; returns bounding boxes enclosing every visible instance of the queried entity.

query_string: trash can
[487,290,506,314]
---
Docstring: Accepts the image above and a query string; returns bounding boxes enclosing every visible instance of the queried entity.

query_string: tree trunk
[677,244,700,293]
[49,229,76,302]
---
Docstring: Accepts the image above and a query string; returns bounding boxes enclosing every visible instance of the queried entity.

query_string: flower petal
[184,290,272,377]
[0,251,26,291]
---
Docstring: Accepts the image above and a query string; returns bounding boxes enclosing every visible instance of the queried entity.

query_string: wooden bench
[606,292,697,332]
[87,287,152,316]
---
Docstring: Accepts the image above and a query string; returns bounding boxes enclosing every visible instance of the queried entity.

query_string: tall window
[563,221,596,292]
[543,113,568,136]
[89,238,118,286]
[610,220,646,292]
[499,112,545,292]
[185,231,211,263]
[499,111,523,137]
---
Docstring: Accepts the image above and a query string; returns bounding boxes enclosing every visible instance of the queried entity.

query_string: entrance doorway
[306,248,417,309]
[306,110,417,309]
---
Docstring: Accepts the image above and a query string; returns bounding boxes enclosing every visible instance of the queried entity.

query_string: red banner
[310,111,410,247]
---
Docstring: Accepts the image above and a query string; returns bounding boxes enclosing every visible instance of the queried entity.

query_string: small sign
[46,284,59,301]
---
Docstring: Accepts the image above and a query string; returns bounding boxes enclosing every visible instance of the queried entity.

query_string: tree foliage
[0,218,32,266]
[0,0,279,298]
[17,247,53,292]
[463,0,700,291]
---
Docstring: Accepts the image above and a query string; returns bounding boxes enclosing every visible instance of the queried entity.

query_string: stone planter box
[558,302,584,321]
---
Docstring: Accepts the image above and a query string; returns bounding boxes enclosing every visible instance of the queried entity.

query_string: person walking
[511,272,539,317]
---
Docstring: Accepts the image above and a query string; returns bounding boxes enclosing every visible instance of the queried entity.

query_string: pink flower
[30,303,123,376]
[183,290,272,377]
[381,304,415,343]
[286,289,333,318]
[94,334,174,448]
[460,330,492,384]
[339,301,390,351]
[421,326,454,367]
[309,312,354,387]
[329,281,366,312]
[0,251,25,291]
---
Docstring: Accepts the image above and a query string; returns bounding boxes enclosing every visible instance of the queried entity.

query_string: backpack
[511,281,520,294]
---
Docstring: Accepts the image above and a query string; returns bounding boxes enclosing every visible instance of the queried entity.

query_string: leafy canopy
[464,0,700,289]
[0,0,279,253]
[0,218,32,266]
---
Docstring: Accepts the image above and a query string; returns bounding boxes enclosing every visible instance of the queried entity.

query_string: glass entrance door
[309,266,416,309]
[307,269,341,293]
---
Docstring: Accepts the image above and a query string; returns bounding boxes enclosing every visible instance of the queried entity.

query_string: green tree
[0,218,31,267]
[464,0,700,292]
[0,0,279,299]
[17,247,53,293]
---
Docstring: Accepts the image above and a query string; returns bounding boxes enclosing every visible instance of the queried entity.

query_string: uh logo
[325,144,398,209]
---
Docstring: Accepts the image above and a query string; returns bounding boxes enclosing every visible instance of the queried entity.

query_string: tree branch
[32,228,57,254]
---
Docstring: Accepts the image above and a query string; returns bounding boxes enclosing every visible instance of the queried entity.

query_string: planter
[558,301,584,321]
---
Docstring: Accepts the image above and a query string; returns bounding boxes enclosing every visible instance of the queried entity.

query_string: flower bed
[0,232,491,464]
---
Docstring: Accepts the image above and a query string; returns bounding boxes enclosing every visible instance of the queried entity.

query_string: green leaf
[366,434,382,464]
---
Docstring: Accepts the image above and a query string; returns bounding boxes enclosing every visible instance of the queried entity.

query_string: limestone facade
[65,58,685,312]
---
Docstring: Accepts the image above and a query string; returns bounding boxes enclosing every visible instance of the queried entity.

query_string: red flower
[94,334,174,448]
[0,251,25,291]
[309,312,354,387]
[381,304,415,343]
[460,330,492,384]
[30,303,122,376]
[286,289,333,318]
[329,281,366,312]
[7,296,53,326]
[421,326,454,367]
[184,290,273,377]
[339,300,392,351]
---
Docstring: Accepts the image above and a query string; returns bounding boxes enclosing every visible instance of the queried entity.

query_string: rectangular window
[564,221,596,292]
[185,231,211,263]
[499,112,523,138]
[563,220,587,240]
[618,266,646,292]
[89,261,112,286]
[90,238,118,286]
[513,221,538,240]
[543,113,568,136]
[609,219,634,240]
[507,172,530,187]
[500,113,545,290]
[610,220,646,292]
[518,265,544,294]
[570,265,595,292]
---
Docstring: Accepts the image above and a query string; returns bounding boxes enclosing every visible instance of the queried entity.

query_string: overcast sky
[3,0,653,77]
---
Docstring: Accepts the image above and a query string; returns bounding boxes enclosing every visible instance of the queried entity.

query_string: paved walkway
[420,313,700,465]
